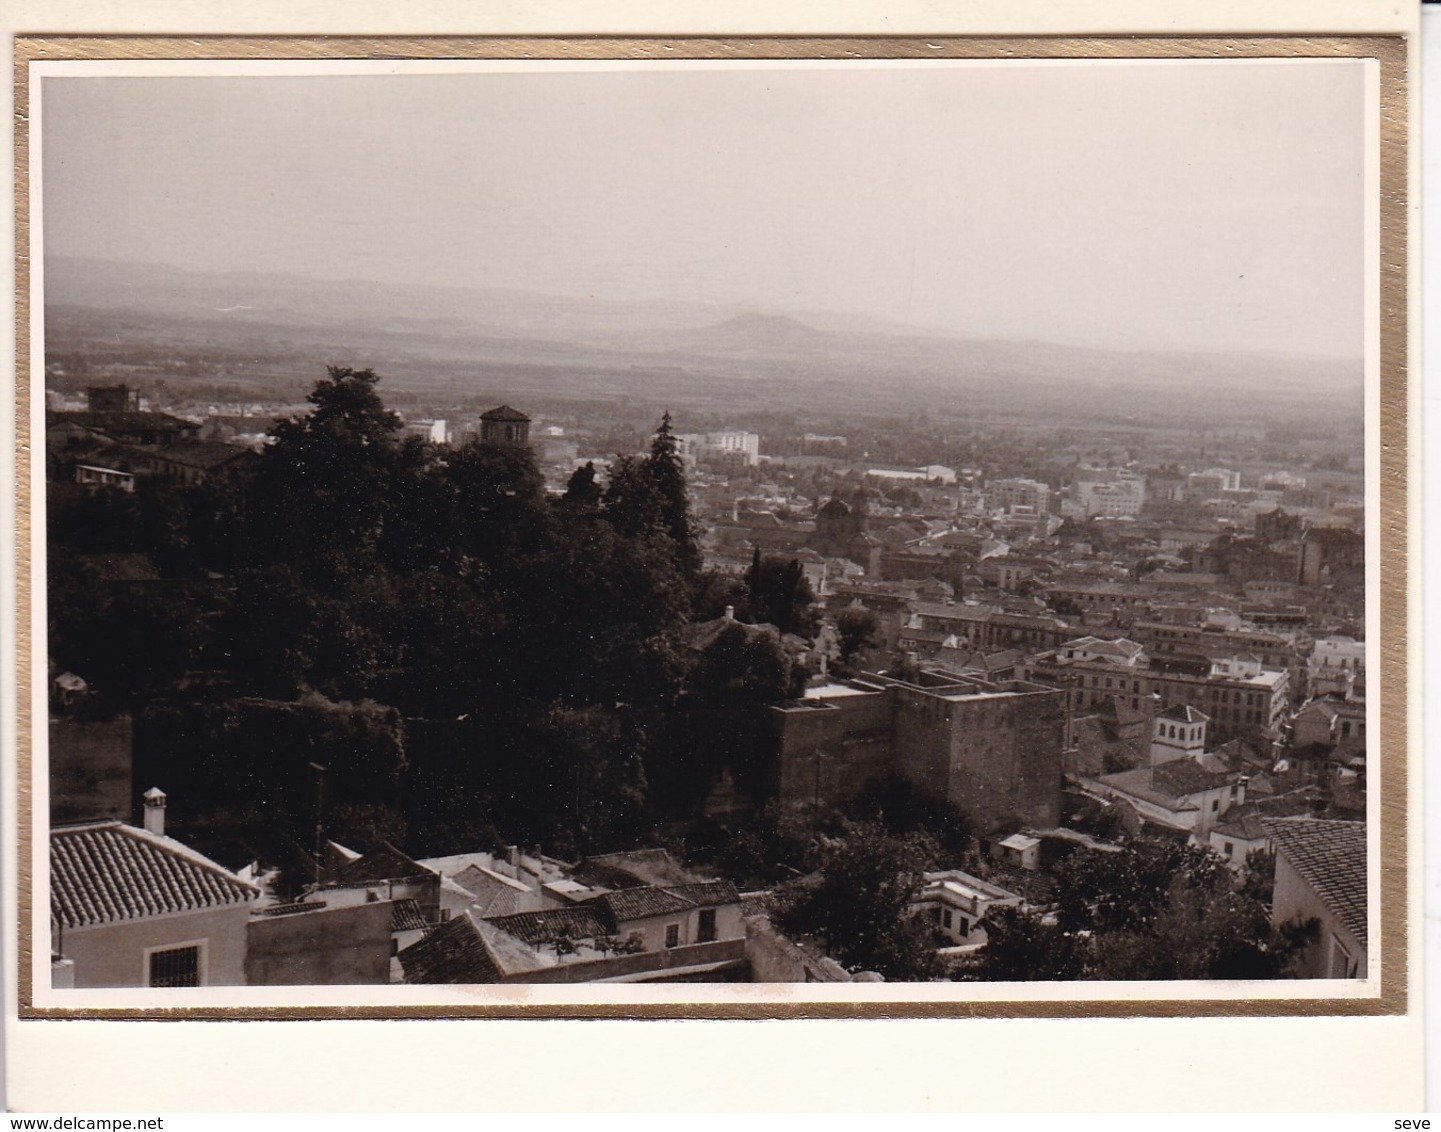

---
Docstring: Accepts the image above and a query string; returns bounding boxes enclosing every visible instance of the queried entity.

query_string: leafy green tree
[979,841,1318,982]
[714,800,822,888]
[247,366,403,584]
[690,568,751,623]
[440,436,550,573]
[505,515,691,712]
[834,607,882,673]
[747,555,820,637]
[217,566,369,700]
[375,436,463,575]
[562,461,603,511]
[367,570,508,717]
[1240,847,1277,905]
[776,819,944,980]
[513,705,650,855]
[327,801,409,854]
[846,772,973,861]
[1052,842,1187,935]
[602,455,666,542]
[973,906,1088,981]
[48,486,143,555]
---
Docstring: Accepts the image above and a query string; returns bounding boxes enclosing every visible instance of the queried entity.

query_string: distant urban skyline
[40,59,1368,358]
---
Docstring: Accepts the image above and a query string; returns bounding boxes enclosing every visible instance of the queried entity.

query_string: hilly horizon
[43,256,1363,426]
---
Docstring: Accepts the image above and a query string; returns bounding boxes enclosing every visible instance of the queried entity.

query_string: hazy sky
[40,60,1367,357]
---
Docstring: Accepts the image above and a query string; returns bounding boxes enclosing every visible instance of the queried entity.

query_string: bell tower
[1149,704,1208,766]
[479,405,531,447]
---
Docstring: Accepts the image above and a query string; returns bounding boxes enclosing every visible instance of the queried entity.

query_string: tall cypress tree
[643,411,701,581]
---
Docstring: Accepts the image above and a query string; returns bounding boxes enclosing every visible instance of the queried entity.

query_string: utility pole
[309,762,327,886]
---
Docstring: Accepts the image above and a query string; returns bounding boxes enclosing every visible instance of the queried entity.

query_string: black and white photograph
[22,44,1398,1011]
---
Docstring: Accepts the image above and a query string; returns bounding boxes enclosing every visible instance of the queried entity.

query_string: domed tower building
[813,495,863,551]
[479,405,531,447]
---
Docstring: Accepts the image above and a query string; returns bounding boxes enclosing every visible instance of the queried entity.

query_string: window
[664,923,680,949]
[1211,799,1220,811]
[697,909,717,944]
[942,909,953,930]
[1223,841,1234,856]
[147,943,201,988]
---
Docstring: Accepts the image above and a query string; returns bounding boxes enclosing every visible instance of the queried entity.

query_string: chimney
[724,605,735,621]
[1236,775,1249,807]
[507,844,521,869]
[142,787,167,836]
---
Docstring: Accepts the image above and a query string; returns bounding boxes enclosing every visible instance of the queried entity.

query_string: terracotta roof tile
[663,881,741,908]
[390,898,429,934]
[484,905,612,945]
[51,822,259,929]
[480,405,530,422]
[398,912,503,983]
[591,886,696,922]
[50,410,199,434]
[1263,817,1367,945]
[134,441,251,469]
[1150,760,1234,797]
[331,843,435,886]
[572,849,701,889]
[1157,703,1210,724]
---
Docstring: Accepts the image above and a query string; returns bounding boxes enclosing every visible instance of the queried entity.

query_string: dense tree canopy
[973,841,1318,982]
[833,606,882,675]
[776,819,944,981]
[48,369,758,862]
[747,551,821,637]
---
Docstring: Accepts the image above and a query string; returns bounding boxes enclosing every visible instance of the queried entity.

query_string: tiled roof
[1157,703,1210,724]
[1098,766,1211,810]
[471,885,527,919]
[398,912,503,984]
[390,897,429,934]
[331,844,435,886]
[664,881,741,908]
[1151,759,1234,797]
[252,899,328,918]
[135,441,251,469]
[681,616,778,654]
[982,864,1058,907]
[591,886,696,922]
[1212,808,1269,842]
[50,410,199,434]
[451,862,531,897]
[52,822,259,929]
[480,405,530,422]
[572,849,701,889]
[1263,817,1367,945]
[485,906,611,945]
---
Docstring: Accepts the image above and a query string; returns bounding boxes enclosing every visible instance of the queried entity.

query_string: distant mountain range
[44,256,1363,424]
